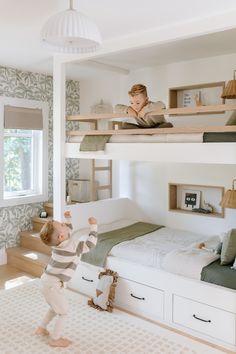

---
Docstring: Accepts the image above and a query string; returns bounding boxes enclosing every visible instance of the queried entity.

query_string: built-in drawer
[68,264,100,297]
[173,295,236,345]
[115,278,164,321]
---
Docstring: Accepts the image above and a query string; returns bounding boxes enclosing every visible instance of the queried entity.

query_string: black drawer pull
[193,314,211,323]
[82,276,93,283]
[130,293,145,301]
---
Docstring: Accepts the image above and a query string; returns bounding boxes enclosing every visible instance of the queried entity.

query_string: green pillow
[220,229,236,265]
[225,111,236,125]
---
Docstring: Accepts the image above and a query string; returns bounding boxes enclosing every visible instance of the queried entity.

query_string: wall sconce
[221,70,236,99]
[220,179,236,208]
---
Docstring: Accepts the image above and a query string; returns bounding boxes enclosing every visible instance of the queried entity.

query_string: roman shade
[4,106,43,130]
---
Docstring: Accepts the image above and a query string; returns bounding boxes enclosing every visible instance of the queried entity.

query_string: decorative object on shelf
[169,82,225,113]
[183,92,192,107]
[194,91,202,106]
[192,207,211,214]
[181,189,201,210]
[183,90,202,107]
[203,201,213,213]
[39,210,48,218]
[222,70,236,99]
[220,179,236,208]
[90,100,113,114]
[41,0,102,53]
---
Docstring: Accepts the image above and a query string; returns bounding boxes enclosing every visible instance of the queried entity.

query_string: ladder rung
[96,185,112,190]
[94,166,111,171]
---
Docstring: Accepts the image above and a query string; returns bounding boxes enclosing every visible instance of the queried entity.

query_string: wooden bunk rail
[66,104,236,121]
[67,125,236,136]
[67,113,129,121]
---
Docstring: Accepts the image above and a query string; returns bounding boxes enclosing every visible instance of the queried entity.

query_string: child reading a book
[115,84,173,129]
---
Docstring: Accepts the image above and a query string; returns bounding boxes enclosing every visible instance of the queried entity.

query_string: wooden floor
[0,264,35,290]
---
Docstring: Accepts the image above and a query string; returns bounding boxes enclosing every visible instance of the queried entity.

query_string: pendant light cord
[69,0,74,10]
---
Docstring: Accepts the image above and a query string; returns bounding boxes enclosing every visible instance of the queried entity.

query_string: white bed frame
[66,141,236,164]
[65,109,236,163]
[66,198,236,352]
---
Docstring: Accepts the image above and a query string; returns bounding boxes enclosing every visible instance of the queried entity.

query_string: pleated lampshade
[221,70,236,99]
[41,0,102,53]
[220,179,236,208]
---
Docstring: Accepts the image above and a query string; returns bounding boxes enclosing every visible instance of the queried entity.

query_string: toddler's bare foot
[35,326,49,336]
[48,337,72,347]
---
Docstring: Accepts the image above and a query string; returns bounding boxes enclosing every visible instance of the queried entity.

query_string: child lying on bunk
[35,211,98,348]
[115,83,173,129]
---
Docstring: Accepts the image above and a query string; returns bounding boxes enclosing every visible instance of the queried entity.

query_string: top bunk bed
[65,104,236,164]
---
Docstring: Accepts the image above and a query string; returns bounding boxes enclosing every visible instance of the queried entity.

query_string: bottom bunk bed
[67,198,236,352]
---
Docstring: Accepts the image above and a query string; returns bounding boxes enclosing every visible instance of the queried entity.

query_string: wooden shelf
[66,103,236,121]
[67,125,236,136]
[67,113,129,121]
[169,82,225,115]
[169,183,225,218]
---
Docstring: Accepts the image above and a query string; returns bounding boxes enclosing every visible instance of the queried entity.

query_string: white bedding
[162,244,220,280]
[77,219,220,278]
[109,225,219,270]
[69,133,203,144]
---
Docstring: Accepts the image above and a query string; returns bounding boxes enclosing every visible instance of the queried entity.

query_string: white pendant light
[41,0,102,53]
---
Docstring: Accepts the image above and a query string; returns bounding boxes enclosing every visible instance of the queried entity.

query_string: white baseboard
[0,247,7,265]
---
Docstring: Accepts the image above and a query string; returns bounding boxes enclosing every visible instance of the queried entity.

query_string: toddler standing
[35,211,97,348]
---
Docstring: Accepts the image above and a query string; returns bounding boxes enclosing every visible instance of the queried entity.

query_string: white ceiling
[1,0,236,79]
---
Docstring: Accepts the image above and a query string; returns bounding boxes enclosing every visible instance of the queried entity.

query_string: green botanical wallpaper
[0,66,80,248]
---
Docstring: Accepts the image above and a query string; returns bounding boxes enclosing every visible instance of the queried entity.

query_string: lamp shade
[221,70,236,99]
[41,1,102,53]
[220,179,236,208]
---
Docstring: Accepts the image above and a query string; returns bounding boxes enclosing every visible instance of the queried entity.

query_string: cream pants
[40,274,69,340]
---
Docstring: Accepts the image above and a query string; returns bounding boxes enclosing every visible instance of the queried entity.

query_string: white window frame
[0,97,48,207]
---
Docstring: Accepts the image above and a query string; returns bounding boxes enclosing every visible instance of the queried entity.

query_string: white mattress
[109,225,211,269]
[69,133,203,144]
[77,219,217,270]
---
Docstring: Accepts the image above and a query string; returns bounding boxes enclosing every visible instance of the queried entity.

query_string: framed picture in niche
[181,189,201,210]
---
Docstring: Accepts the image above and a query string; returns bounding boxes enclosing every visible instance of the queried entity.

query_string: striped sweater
[44,224,98,283]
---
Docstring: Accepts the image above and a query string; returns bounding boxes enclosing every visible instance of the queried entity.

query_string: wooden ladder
[90,159,112,201]
[82,118,112,202]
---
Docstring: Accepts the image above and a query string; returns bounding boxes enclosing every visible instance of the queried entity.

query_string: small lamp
[221,70,236,99]
[220,179,236,208]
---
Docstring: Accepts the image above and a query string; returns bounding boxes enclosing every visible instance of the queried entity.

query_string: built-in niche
[168,81,225,115]
[169,183,224,218]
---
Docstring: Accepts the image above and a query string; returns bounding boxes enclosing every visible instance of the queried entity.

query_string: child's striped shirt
[44,224,97,283]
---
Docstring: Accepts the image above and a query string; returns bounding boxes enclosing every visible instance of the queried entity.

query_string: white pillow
[93,275,113,310]
[88,269,118,312]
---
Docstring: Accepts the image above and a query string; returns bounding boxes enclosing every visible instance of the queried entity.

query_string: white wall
[114,160,236,235]
[79,52,236,234]
[79,72,127,115]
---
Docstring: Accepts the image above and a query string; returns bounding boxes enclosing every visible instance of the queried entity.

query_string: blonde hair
[40,220,56,246]
[128,84,147,97]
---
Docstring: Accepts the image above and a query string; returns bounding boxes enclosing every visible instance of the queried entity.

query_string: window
[0,97,48,207]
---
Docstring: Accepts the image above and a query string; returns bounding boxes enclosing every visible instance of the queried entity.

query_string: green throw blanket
[81,222,163,267]
[80,135,111,151]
